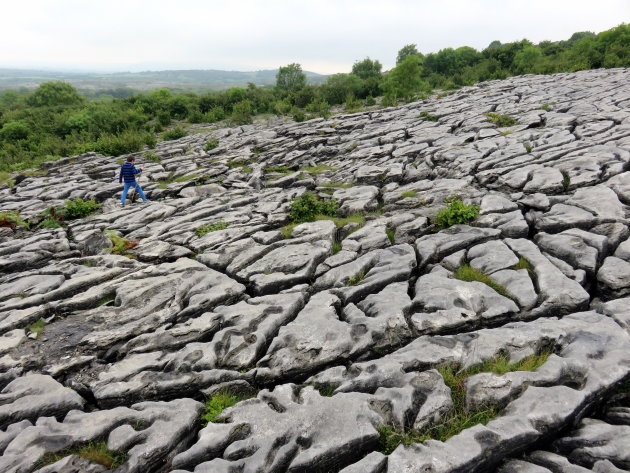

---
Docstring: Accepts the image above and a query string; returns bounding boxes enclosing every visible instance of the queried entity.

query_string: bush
[204,138,219,151]
[232,100,253,125]
[95,130,145,156]
[288,192,339,223]
[485,112,518,127]
[292,107,306,122]
[433,198,480,230]
[58,198,102,220]
[161,126,187,141]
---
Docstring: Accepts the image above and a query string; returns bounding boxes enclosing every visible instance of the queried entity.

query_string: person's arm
[119,166,123,183]
[134,166,143,175]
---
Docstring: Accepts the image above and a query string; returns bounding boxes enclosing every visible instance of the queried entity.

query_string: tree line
[0,24,628,173]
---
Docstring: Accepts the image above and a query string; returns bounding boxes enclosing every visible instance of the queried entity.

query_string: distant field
[0,68,328,91]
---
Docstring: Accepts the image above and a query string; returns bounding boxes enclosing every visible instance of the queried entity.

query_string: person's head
[126,156,135,163]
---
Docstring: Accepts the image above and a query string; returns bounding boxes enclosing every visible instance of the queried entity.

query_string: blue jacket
[119,162,142,183]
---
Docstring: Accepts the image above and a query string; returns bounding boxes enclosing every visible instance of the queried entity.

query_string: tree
[321,74,363,105]
[513,45,544,74]
[384,54,424,101]
[276,63,307,94]
[26,81,84,108]
[396,44,421,64]
[351,57,382,80]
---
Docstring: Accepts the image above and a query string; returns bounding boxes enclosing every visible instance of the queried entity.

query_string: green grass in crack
[202,391,253,425]
[196,221,229,237]
[347,271,365,286]
[377,351,552,454]
[400,190,418,199]
[454,264,511,299]
[485,112,518,127]
[312,383,336,397]
[301,165,335,175]
[512,256,535,278]
[37,441,127,469]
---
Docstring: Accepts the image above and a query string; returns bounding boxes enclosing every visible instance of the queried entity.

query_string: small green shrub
[104,230,138,256]
[0,211,29,229]
[94,130,145,156]
[202,391,253,425]
[400,190,417,199]
[288,192,339,223]
[485,113,518,127]
[433,199,480,230]
[59,199,102,220]
[539,102,555,111]
[524,144,533,153]
[454,264,511,298]
[204,138,219,151]
[227,159,253,173]
[316,214,366,231]
[161,126,187,141]
[196,221,228,237]
[312,383,336,397]
[144,151,161,163]
[28,319,46,336]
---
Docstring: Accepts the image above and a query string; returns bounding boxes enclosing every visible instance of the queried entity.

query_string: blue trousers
[121,182,148,205]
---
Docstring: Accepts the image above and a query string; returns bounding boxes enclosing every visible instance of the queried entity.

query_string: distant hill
[0,68,328,92]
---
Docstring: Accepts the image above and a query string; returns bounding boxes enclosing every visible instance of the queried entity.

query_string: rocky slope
[0,68,629,473]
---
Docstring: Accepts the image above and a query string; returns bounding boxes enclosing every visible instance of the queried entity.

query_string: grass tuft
[196,221,228,237]
[376,351,552,454]
[454,264,511,299]
[301,165,334,175]
[433,199,480,231]
[319,182,353,189]
[400,190,418,199]
[485,113,518,127]
[202,391,253,425]
[386,228,396,244]
[37,441,127,469]
[347,271,365,286]
[104,231,138,256]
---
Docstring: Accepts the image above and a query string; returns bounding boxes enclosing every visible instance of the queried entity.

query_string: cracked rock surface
[1,68,630,472]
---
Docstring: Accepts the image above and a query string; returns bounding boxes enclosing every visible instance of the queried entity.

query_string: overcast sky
[1,0,627,74]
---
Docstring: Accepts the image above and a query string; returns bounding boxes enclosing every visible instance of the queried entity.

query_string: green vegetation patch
[301,165,334,175]
[433,198,480,231]
[227,159,253,174]
[37,441,127,469]
[312,383,336,397]
[144,151,161,163]
[196,221,229,237]
[485,113,518,127]
[512,256,534,278]
[454,264,511,298]
[386,228,396,244]
[347,271,366,286]
[288,192,339,223]
[161,126,188,141]
[204,138,219,151]
[104,230,138,256]
[319,182,353,189]
[400,190,418,199]
[28,319,46,336]
[202,391,253,425]
[0,210,29,229]
[377,351,552,454]
[59,198,102,220]
[418,111,438,122]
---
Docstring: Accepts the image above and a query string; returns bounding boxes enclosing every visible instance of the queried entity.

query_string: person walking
[119,156,149,206]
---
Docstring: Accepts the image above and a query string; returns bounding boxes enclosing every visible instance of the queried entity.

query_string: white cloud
[1,0,627,73]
